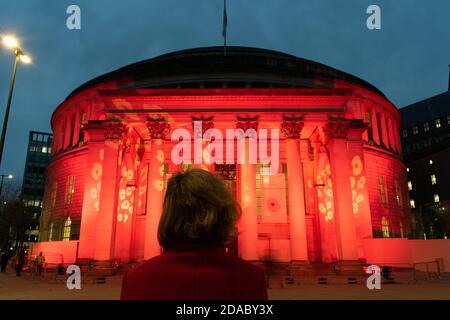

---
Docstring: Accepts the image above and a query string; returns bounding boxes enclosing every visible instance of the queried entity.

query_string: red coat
[120,243,268,300]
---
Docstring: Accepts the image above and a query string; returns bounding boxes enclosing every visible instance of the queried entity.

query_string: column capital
[236,116,258,132]
[192,116,214,138]
[323,120,351,142]
[281,120,304,139]
[103,122,127,140]
[146,119,170,140]
[85,120,126,140]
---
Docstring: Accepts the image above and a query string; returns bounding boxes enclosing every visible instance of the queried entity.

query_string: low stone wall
[30,241,79,264]
[363,238,450,272]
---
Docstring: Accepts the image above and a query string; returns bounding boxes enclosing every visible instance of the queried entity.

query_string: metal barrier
[412,260,442,282]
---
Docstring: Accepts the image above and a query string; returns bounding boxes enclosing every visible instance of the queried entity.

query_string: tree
[0,183,34,252]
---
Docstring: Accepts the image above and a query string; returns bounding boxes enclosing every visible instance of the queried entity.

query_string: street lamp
[0,173,13,199]
[0,35,31,169]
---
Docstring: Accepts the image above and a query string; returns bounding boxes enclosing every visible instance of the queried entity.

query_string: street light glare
[7,174,13,179]
[19,54,31,64]
[2,35,19,49]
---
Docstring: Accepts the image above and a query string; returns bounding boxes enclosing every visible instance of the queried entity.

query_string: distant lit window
[42,147,47,153]
[434,194,440,203]
[429,159,433,165]
[412,126,419,135]
[423,122,430,132]
[410,199,415,209]
[407,181,413,191]
[382,217,390,238]
[431,174,437,185]
[402,129,408,138]
[62,217,71,241]
[435,118,441,128]
[65,176,75,205]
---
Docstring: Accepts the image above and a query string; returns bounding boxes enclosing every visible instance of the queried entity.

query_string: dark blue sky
[0,0,449,185]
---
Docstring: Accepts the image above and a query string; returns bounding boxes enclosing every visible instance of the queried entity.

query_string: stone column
[144,120,170,259]
[72,111,81,147]
[370,109,380,145]
[93,122,126,261]
[236,120,259,261]
[346,120,373,259]
[281,120,309,262]
[380,113,390,149]
[77,121,106,259]
[323,120,358,262]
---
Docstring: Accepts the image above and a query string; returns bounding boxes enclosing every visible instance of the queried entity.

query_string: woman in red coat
[121,169,268,300]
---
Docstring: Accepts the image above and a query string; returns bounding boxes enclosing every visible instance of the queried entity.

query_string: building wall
[364,149,410,238]
[40,149,87,242]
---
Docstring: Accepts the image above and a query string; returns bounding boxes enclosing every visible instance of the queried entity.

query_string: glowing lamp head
[7,174,13,179]
[19,54,31,64]
[2,35,19,49]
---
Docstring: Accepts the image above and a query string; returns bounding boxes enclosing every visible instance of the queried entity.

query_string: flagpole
[223,0,227,56]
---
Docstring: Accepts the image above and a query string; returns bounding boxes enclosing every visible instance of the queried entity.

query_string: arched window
[48,222,54,241]
[381,216,390,238]
[63,217,72,241]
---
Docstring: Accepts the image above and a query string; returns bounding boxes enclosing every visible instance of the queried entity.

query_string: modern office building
[22,131,53,242]
[400,75,450,239]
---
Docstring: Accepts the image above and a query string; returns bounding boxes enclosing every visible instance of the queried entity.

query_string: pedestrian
[121,168,268,300]
[16,250,25,277]
[35,252,45,277]
[1,250,10,272]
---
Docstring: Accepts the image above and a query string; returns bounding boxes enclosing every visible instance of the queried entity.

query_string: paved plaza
[1,270,450,300]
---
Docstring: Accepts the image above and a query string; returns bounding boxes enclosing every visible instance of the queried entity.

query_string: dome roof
[67,46,385,99]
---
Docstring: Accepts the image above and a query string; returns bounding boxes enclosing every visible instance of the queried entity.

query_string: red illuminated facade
[38,47,411,265]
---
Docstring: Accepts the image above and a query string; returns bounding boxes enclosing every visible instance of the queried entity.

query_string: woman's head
[158,168,240,250]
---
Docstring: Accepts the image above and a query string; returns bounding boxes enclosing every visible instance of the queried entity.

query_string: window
[435,118,441,128]
[434,194,440,203]
[431,174,437,185]
[407,181,413,191]
[429,159,433,165]
[423,122,430,132]
[402,129,408,138]
[65,176,75,205]
[42,147,48,153]
[48,222,54,241]
[412,126,419,135]
[410,199,415,209]
[382,217,390,238]
[378,176,387,205]
[63,217,72,241]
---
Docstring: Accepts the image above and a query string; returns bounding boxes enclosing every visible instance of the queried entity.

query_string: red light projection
[38,53,410,266]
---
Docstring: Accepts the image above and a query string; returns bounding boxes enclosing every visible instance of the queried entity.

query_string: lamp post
[0,173,13,200]
[0,35,31,169]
